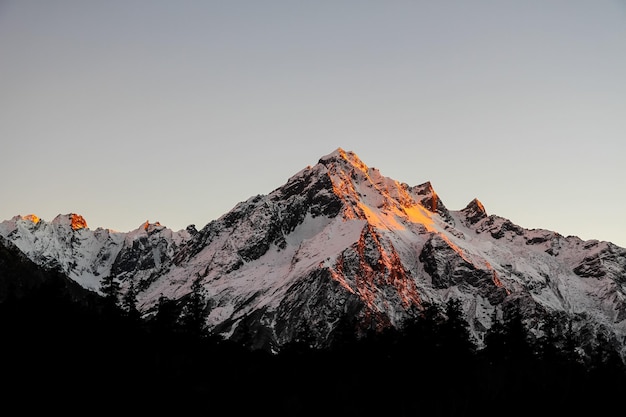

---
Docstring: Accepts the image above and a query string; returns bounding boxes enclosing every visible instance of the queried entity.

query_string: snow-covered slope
[2,148,625,358]
[0,214,191,292]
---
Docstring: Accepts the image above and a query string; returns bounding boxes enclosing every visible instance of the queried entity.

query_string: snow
[0,214,180,292]
[2,148,626,355]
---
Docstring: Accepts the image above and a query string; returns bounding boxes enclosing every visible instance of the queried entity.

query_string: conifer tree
[483,304,532,362]
[440,298,476,359]
[121,280,141,322]
[504,304,533,360]
[99,275,121,311]
[421,302,444,353]
[482,308,509,362]
[562,317,580,364]
[152,294,179,337]
[180,279,207,339]
[589,330,624,373]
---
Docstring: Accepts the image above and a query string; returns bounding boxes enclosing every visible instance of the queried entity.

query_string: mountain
[2,147,626,362]
[0,214,191,291]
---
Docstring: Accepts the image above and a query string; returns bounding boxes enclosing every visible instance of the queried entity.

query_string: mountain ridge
[1,147,625,360]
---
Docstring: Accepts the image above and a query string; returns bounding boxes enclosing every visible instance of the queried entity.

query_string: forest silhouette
[1,239,624,416]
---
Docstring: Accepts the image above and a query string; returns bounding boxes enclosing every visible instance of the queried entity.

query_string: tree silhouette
[483,303,532,363]
[439,298,476,360]
[121,280,141,323]
[589,329,624,373]
[99,275,120,308]
[99,275,122,323]
[151,294,180,337]
[180,279,208,339]
[536,310,561,361]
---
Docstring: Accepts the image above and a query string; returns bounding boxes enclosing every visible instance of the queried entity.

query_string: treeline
[276,299,626,416]
[2,256,625,415]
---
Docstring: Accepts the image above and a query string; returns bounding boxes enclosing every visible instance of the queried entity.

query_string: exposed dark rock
[461,198,488,225]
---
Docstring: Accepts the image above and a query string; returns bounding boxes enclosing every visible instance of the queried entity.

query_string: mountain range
[2,147,625,363]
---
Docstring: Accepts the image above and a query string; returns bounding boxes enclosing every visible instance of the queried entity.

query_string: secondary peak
[20,214,40,224]
[461,198,487,224]
[142,220,163,232]
[51,213,88,230]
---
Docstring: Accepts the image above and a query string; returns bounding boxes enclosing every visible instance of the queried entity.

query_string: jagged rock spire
[461,198,487,225]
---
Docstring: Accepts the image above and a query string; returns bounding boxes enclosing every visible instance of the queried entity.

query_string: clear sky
[1,1,625,247]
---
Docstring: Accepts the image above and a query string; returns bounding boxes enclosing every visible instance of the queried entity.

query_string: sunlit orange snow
[70,214,87,230]
[22,214,40,224]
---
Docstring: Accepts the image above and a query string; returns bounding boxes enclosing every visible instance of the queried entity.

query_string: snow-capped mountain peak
[310,147,445,232]
[318,147,369,173]
[2,148,625,360]
[51,213,88,230]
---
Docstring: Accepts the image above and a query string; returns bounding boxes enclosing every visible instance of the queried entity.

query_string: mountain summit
[1,148,625,359]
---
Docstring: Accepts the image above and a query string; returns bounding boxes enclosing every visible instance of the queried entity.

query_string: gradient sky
[1,1,625,247]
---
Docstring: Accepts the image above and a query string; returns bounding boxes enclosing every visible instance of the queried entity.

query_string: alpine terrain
[2,147,626,364]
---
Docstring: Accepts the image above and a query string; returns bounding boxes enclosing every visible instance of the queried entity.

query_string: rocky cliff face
[2,148,625,359]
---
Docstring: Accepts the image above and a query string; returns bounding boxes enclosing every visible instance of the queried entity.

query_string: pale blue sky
[1,1,625,247]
